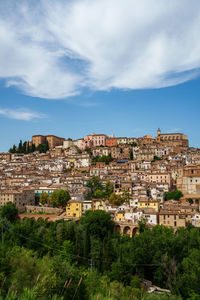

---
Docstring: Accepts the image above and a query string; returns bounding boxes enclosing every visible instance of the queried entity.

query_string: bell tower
[157,128,161,136]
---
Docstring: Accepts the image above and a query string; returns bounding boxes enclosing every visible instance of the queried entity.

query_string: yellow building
[66,200,82,218]
[138,199,159,212]
[92,199,106,211]
[115,210,125,222]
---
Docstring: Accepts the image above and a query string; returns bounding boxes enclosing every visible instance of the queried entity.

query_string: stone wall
[25,205,62,214]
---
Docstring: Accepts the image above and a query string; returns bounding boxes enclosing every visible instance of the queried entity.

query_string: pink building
[81,134,107,149]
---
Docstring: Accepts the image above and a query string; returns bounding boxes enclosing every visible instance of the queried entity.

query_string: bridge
[19,215,152,237]
[114,221,139,237]
[19,214,59,222]
[18,214,79,222]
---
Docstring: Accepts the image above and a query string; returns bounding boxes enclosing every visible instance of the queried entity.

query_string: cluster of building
[1,129,200,233]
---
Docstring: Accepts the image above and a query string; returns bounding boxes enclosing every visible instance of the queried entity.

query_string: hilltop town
[1,129,200,234]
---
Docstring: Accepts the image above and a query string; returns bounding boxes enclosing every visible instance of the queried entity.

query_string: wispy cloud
[0,108,46,121]
[0,0,200,99]
[75,101,102,108]
[166,128,183,133]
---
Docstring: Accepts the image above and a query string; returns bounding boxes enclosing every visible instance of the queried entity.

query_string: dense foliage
[0,203,200,299]
[151,155,162,162]
[9,140,49,154]
[40,189,71,207]
[92,153,113,165]
[86,177,114,199]
[165,190,183,201]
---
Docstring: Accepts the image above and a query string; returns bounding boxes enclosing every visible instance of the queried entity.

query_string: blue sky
[0,0,200,151]
[0,77,200,152]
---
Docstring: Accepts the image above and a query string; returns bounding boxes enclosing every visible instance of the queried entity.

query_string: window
[174,221,177,227]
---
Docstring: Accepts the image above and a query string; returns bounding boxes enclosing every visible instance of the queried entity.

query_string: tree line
[9,140,49,154]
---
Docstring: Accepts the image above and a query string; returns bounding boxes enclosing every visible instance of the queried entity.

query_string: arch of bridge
[114,222,139,237]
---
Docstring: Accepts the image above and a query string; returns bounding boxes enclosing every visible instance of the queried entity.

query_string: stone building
[155,128,189,147]
[0,189,35,211]
[177,164,200,196]
[32,135,65,148]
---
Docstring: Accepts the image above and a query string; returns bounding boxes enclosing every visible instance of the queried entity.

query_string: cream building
[0,189,35,211]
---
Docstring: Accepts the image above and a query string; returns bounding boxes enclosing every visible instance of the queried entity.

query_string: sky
[0,0,200,152]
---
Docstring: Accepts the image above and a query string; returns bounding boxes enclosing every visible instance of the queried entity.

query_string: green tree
[9,144,17,153]
[39,192,49,205]
[130,150,133,160]
[31,144,36,153]
[122,190,131,204]
[27,142,30,154]
[80,210,114,240]
[178,249,200,298]
[22,141,27,153]
[129,142,137,147]
[85,147,92,155]
[37,144,46,153]
[86,176,103,195]
[166,190,183,201]
[105,179,114,198]
[18,140,23,153]
[109,193,123,206]
[187,198,194,205]
[50,190,70,207]
[138,216,147,233]
[60,240,75,263]
[94,189,105,199]
[0,202,18,223]
[151,155,162,162]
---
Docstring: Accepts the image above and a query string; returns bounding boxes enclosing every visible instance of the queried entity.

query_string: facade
[191,213,200,227]
[115,210,125,222]
[138,198,159,212]
[0,153,12,161]
[106,138,118,147]
[45,135,65,148]
[177,164,200,195]
[63,140,73,149]
[66,200,82,218]
[32,135,46,147]
[147,173,171,186]
[116,137,128,145]
[85,134,107,148]
[159,211,186,229]
[0,189,35,210]
[156,128,189,147]
[32,135,65,148]
[82,200,92,214]
[92,199,106,210]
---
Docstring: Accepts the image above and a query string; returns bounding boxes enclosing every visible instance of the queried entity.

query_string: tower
[157,128,161,136]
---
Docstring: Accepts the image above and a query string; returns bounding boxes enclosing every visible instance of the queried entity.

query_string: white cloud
[0,0,200,99]
[0,108,46,121]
